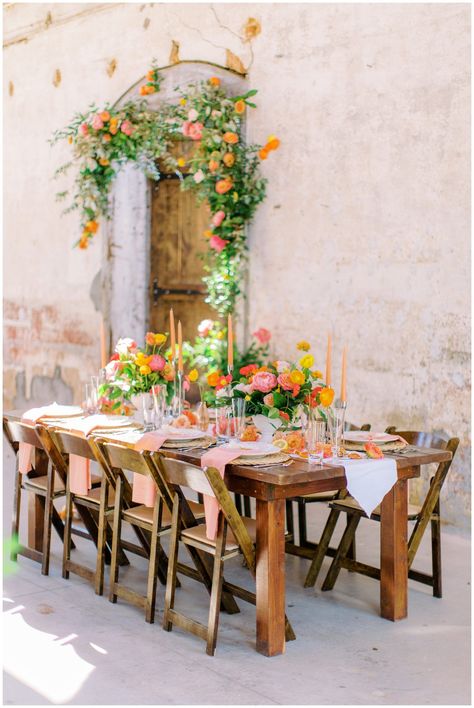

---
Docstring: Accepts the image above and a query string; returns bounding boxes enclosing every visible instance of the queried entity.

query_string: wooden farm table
[4,411,452,658]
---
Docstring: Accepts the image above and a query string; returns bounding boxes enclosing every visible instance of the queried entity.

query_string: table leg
[256,498,286,656]
[380,478,408,620]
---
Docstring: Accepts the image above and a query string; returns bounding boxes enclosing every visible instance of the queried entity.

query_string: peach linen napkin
[132,432,168,506]
[18,403,64,474]
[200,448,242,540]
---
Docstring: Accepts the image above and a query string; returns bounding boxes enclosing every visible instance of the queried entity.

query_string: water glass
[151,385,166,430]
[304,416,326,464]
[196,401,210,433]
[216,406,231,442]
[231,398,247,439]
[84,383,98,415]
[328,405,346,459]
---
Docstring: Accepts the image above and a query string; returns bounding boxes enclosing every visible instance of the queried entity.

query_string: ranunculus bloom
[80,123,89,136]
[212,210,225,227]
[263,393,274,407]
[193,169,205,184]
[115,337,137,355]
[277,372,293,391]
[209,235,228,253]
[149,355,166,372]
[198,319,214,337]
[253,327,271,344]
[120,120,134,136]
[92,114,104,130]
[188,121,203,140]
[234,100,246,114]
[251,371,277,393]
[319,387,335,407]
[292,384,301,397]
[223,152,235,167]
[215,178,233,194]
[299,354,314,369]
[163,363,175,381]
[290,370,305,385]
[188,108,199,121]
[259,148,269,160]
[209,76,220,86]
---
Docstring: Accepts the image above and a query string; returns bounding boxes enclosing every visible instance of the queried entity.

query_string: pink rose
[149,355,166,372]
[277,372,293,391]
[188,121,203,140]
[212,210,225,227]
[80,123,89,136]
[210,235,228,253]
[251,371,277,393]
[120,120,134,136]
[253,327,271,344]
[263,393,274,407]
[92,114,104,130]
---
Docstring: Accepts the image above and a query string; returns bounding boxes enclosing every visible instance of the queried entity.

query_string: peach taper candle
[177,320,183,372]
[325,333,332,386]
[227,314,233,369]
[169,308,176,360]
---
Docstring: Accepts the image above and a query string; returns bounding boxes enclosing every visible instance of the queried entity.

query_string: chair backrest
[156,457,215,497]
[389,429,449,451]
[345,422,371,432]
[3,417,44,450]
[48,428,97,461]
[96,440,153,479]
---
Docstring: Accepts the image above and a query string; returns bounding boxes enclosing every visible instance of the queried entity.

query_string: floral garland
[52,65,279,315]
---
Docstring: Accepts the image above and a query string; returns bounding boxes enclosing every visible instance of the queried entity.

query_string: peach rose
[251,371,277,393]
[223,152,235,167]
[277,372,293,391]
[215,178,233,194]
[223,132,239,144]
[263,393,274,407]
[91,114,104,130]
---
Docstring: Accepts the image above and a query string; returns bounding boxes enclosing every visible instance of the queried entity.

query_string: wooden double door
[148,142,215,340]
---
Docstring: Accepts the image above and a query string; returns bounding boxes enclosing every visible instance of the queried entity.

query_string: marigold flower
[297,340,311,352]
[207,371,221,387]
[223,132,239,144]
[290,370,305,386]
[188,368,199,382]
[139,365,152,375]
[299,354,314,369]
[85,220,99,233]
[209,77,220,86]
[215,178,233,194]
[223,152,235,167]
[234,100,246,114]
[319,387,335,407]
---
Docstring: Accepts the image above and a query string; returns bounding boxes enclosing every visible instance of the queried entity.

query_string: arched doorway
[102,62,247,347]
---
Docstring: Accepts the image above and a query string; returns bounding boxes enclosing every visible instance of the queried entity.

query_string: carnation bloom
[92,114,104,130]
[193,169,205,184]
[253,327,271,344]
[251,371,277,393]
[149,355,166,372]
[209,235,228,253]
[212,210,225,227]
[120,120,134,136]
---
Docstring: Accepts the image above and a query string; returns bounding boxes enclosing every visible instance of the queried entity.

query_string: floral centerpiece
[98,331,174,413]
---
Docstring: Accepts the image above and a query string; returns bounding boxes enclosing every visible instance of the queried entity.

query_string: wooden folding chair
[286,422,371,564]
[3,417,69,575]
[95,440,205,623]
[317,431,459,598]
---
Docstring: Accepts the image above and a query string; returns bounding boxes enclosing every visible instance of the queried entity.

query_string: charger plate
[162,436,215,449]
[235,451,291,466]
[344,439,407,453]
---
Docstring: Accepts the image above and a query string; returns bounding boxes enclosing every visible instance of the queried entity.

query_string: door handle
[152,278,202,306]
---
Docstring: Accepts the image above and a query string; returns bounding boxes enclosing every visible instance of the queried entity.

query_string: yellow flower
[135,353,152,366]
[290,370,305,385]
[297,340,310,351]
[204,230,213,239]
[299,354,314,369]
[312,370,323,379]
[188,368,199,382]
[216,330,225,340]
[179,98,187,105]
[154,333,167,346]
[139,365,152,375]
[245,395,251,401]
[177,157,186,167]
[232,192,239,202]
[319,387,335,407]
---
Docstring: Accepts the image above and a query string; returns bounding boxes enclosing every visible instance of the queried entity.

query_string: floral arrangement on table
[209,340,335,423]
[51,64,279,316]
[98,331,175,412]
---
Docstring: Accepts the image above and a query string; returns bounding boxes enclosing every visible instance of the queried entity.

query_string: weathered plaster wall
[3,3,470,527]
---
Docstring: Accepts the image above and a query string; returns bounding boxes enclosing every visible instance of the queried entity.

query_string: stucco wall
[3,3,470,527]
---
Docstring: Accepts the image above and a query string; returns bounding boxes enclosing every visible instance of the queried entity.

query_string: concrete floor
[2,445,471,705]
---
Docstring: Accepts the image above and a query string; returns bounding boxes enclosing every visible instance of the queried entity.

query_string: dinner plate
[343,431,399,444]
[88,415,133,429]
[28,404,84,419]
[220,441,279,457]
[155,426,205,441]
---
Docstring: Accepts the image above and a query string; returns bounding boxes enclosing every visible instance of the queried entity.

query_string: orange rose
[109,118,119,135]
[209,77,220,86]
[99,111,110,122]
[103,133,112,143]
[139,85,148,96]
[215,178,233,194]
[234,100,246,114]
[223,152,235,167]
[286,432,305,453]
[223,132,239,144]
[259,148,269,160]
[207,371,221,387]
[85,220,98,233]
[209,159,219,172]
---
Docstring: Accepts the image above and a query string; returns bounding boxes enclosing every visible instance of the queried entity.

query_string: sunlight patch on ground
[4,604,95,703]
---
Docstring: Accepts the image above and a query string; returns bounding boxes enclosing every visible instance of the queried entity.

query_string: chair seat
[74,486,116,508]
[91,473,102,487]
[123,500,205,527]
[181,516,256,552]
[330,497,421,520]
[24,474,65,494]
[295,491,337,502]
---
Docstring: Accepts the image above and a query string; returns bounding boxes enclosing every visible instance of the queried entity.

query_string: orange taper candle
[100,317,107,369]
[340,346,347,402]
[177,320,183,372]
[325,333,332,386]
[227,314,233,369]
[170,308,176,360]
